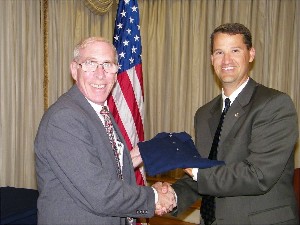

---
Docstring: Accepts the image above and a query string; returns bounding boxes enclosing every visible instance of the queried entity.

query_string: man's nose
[94,65,106,78]
[222,52,232,63]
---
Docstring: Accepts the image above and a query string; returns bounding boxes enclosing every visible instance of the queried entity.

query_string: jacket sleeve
[172,174,201,215]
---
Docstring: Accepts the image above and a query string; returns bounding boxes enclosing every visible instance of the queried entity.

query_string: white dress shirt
[86,99,124,170]
[192,78,250,181]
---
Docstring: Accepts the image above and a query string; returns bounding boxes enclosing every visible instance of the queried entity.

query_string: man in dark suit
[133,23,299,224]
[34,37,176,225]
[172,23,299,225]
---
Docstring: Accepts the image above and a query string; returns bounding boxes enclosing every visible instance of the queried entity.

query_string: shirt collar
[221,77,249,109]
[86,98,107,114]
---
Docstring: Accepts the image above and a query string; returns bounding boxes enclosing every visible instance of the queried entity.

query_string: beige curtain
[1,0,299,189]
[0,0,44,188]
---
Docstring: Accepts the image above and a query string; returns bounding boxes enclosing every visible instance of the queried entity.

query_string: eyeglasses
[77,60,118,73]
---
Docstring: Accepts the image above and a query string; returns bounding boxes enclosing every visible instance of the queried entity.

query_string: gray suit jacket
[173,78,299,224]
[35,85,155,225]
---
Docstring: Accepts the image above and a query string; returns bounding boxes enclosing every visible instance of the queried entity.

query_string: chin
[220,74,236,81]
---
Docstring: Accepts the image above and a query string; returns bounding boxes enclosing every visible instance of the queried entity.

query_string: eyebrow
[213,46,243,52]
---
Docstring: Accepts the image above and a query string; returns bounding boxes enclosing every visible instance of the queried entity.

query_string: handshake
[131,146,177,215]
[151,181,177,215]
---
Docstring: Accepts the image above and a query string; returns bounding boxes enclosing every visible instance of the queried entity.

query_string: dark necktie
[200,98,231,225]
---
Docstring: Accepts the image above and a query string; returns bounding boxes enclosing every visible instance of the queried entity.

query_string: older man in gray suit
[34,37,176,225]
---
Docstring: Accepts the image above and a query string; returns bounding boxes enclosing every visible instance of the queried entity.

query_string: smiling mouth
[91,83,105,89]
[222,66,235,71]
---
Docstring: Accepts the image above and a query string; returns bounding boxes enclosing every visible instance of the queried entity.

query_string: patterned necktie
[100,106,123,179]
[200,98,231,225]
[100,106,134,225]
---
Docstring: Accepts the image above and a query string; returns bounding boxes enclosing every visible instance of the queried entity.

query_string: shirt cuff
[192,168,198,181]
[152,187,158,204]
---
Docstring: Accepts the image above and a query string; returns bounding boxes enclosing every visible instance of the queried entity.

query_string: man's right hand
[152,182,177,216]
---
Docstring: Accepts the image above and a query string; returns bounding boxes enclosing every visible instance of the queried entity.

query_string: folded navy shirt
[137,132,225,176]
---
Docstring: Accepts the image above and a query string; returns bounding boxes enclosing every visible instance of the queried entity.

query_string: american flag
[108,0,146,186]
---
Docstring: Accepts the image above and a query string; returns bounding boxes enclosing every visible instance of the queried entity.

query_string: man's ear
[210,54,214,66]
[249,47,256,62]
[70,61,78,81]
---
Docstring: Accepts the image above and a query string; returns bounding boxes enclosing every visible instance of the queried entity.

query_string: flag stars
[114,35,119,41]
[120,10,126,17]
[132,5,138,12]
[119,52,126,58]
[113,0,142,72]
[117,23,123,29]
[132,46,137,53]
[123,40,129,46]
[126,28,132,35]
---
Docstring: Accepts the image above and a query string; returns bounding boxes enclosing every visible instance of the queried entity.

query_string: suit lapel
[218,101,245,146]
[218,78,258,146]
[208,96,223,140]
[67,85,122,177]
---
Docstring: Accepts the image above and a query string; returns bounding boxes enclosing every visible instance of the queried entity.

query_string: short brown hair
[210,23,252,53]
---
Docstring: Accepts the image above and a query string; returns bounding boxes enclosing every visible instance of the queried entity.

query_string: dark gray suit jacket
[35,85,155,225]
[173,78,299,224]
